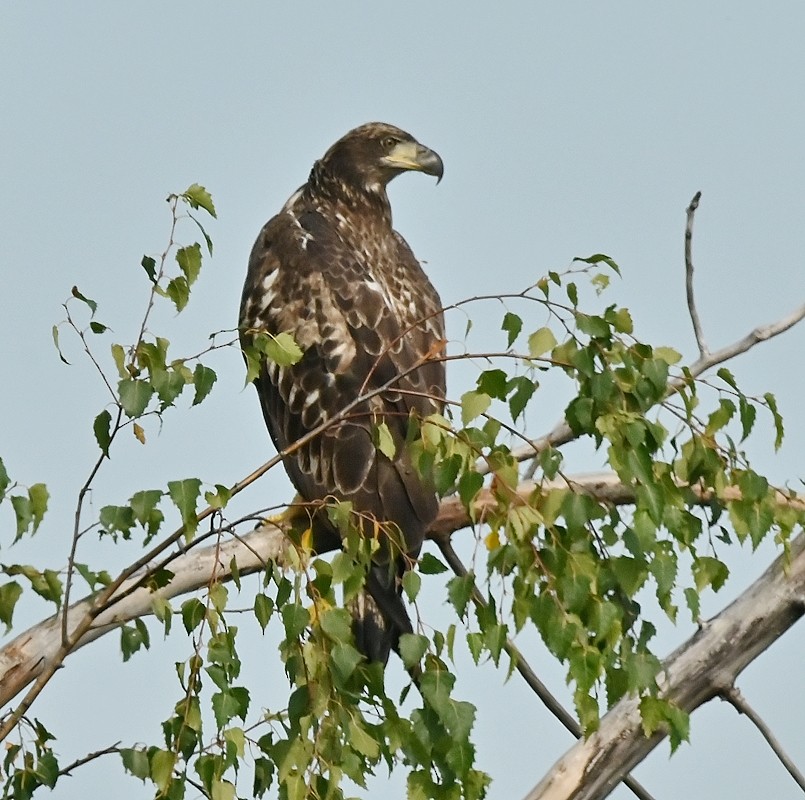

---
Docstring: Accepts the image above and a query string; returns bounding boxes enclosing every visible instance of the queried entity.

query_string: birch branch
[2,474,801,713]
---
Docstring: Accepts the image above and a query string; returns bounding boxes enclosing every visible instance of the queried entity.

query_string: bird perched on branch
[239,123,446,665]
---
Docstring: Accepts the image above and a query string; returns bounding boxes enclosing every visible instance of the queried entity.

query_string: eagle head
[316,122,444,195]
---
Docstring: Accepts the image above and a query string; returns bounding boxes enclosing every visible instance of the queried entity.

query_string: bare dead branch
[720,686,805,792]
[685,191,708,357]
[683,299,805,383]
[435,537,657,800]
[522,531,805,800]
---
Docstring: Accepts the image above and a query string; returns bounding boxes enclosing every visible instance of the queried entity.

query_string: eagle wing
[240,202,445,659]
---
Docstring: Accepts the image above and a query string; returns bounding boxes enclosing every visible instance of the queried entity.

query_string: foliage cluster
[0,190,800,800]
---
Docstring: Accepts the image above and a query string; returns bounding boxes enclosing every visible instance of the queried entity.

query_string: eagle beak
[384,141,444,183]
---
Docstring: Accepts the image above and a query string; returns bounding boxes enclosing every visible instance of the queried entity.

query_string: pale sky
[1,4,804,799]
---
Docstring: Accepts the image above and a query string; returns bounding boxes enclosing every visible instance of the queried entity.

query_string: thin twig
[435,537,657,800]
[721,686,805,792]
[685,191,708,357]
[58,742,121,777]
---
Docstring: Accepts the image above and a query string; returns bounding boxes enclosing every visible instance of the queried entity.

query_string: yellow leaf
[300,527,313,551]
[133,422,146,444]
[484,529,501,550]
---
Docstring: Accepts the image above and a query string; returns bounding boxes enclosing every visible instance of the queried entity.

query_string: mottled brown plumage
[239,123,445,664]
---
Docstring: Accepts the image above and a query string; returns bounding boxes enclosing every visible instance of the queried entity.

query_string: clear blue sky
[1,3,803,798]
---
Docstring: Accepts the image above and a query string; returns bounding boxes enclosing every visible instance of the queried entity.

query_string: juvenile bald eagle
[240,123,445,665]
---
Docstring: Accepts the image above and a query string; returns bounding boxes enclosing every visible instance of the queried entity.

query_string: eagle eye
[381,136,399,150]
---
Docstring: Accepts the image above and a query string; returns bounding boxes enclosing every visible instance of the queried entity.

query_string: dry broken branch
[685,191,708,357]
[720,686,805,793]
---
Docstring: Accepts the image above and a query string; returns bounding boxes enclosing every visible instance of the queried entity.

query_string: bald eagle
[240,123,446,665]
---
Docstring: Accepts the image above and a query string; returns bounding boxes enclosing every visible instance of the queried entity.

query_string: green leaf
[418,553,448,574]
[574,252,621,275]
[507,375,536,421]
[75,562,112,590]
[167,478,202,538]
[281,603,310,639]
[319,607,352,642]
[716,367,737,390]
[738,396,756,442]
[4,565,62,607]
[181,598,206,633]
[149,748,176,793]
[460,390,491,426]
[654,346,682,365]
[610,307,633,334]
[120,618,150,661]
[192,364,217,406]
[11,494,32,540]
[263,331,303,366]
[402,569,421,601]
[176,243,202,286]
[100,504,136,538]
[705,398,735,435]
[0,581,23,629]
[447,573,475,618]
[0,456,9,500]
[501,312,522,347]
[684,587,700,621]
[693,556,729,592]
[528,326,557,357]
[764,392,784,450]
[151,368,186,408]
[51,324,70,364]
[458,470,484,508]
[111,343,127,379]
[330,642,362,683]
[130,489,164,538]
[121,748,150,782]
[204,484,231,510]
[89,320,108,334]
[399,633,429,669]
[71,285,97,315]
[94,409,113,456]
[476,369,508,400]
[118,378,153,417]
[28,484,48,532]
[575,313,610,339]
[212,687,250,728]
[348,719,380,759]
[165,275,190,311]
[141,255,157,283]
[640,697,690,752]
[372,421,396,460]
[254,593,274,631]
[183,184,217,218]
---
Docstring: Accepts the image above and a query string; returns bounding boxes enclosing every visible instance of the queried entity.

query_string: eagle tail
[349,561,414,666]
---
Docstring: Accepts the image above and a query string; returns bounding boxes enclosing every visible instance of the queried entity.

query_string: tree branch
[522,530,805,800]
[685,191,708,357]
[719,686,805,793]
[2,473,801,713]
